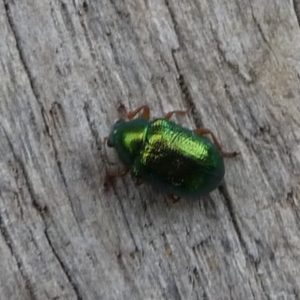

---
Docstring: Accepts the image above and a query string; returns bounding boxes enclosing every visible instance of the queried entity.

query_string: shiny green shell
[107,117,225,197]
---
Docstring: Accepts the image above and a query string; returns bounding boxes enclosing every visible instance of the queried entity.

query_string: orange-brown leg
[167,194,181,203]
[103,136,114,148]
[132,177,144,186]
[104,167,130,189]
[164,110,187,121]
[103,137,108,144]
[126,105,150,120]
[194,128,238,158]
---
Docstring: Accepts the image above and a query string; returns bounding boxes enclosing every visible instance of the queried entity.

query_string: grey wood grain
[0,0,300,299]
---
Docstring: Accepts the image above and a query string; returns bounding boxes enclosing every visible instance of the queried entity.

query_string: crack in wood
[2,126,46,215]
[171,50,206,129]
[39,108,81,226]
[247,0,279,65]
[4,1,41,102]
[0,209,38,300]
[116,194,139,253]
[164,0,181,46]
[4,1,76,218]
[209,21,241,75]
[218,184,249,258]
[83,102,103,151]
[44,229,83,300]
[219,187,277,298]
[0,128,38,299]
[292,0,300,27]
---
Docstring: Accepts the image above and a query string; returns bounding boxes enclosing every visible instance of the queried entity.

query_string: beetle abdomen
[131,119,225,196]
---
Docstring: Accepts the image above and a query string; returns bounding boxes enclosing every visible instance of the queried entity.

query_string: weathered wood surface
[0,0,300,299]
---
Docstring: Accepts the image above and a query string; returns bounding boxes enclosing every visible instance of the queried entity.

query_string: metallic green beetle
[105,105,237,198]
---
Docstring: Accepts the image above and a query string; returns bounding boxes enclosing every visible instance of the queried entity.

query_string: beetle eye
[107,140,113,147]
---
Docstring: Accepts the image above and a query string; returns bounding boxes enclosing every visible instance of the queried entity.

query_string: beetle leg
[167,194,181,203]
[194,128,238,158]
[105,167,130,180]
[103,136,109,147]
[104,167,130,189]
[164,110,186,121]
[133,177,144,186]
[103,136,114,149]
[126,105,150,120]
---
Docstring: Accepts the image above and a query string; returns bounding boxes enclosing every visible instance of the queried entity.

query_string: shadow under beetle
[104,104,237,198]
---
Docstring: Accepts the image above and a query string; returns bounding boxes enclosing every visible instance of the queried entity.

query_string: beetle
[104,104,237,198]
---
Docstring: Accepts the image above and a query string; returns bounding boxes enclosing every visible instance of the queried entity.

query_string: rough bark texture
[0,0,300,299]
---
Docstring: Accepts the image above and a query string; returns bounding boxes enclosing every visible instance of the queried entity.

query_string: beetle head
[107,119,125,147]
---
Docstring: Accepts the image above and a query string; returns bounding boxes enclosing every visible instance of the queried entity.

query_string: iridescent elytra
[105,105,237,198]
